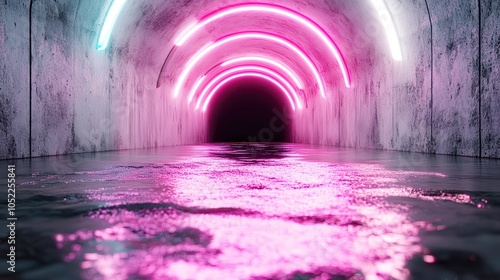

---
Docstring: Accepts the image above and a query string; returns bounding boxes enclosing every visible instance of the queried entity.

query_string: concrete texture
[481,0,500,158]
[429,0,480,157]
[0,0,499,159]
[0,1,30,158]
[31,0,79,156]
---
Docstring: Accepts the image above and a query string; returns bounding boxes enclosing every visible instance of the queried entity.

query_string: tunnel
[1,0,500,279]
[1,0,499,157]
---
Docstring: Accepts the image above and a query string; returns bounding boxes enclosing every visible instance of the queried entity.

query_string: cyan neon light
[97,0,127,51]
[369,0,402,61]
[174,32,325,100]
[195,65,301,111]
[173,3,351,88]
[202,72,296,112]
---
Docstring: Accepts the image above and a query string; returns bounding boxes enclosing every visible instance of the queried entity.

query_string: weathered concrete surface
[429,0,480,157]
[481,0,500,158]
[0,1,30,159]
[390,0,432,153]
[31,0,79,156]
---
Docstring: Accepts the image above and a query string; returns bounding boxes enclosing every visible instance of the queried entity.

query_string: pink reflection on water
[52,145,459,279]
[423,255,436,264]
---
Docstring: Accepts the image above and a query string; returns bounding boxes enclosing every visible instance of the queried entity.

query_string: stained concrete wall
[481,0,500,158]
[429,0,480,157]
[0,1,30,158]
[1,0,499,159]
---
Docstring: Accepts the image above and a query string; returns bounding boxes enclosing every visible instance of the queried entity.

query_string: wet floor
[1,143,500,280]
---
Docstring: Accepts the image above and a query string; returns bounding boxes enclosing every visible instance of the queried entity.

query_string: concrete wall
[1,0,499,159]
[0,1,30,158]
[481,0,500,158]
[429,0,480,157]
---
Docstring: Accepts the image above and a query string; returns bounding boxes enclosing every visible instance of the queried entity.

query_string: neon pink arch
[188,56,303,104]
[174,3,351,88]
[189,75,207,104]
[221,56,304,89]
[196,66,302,111]
[201,72,296,112]
[174,32,325,100]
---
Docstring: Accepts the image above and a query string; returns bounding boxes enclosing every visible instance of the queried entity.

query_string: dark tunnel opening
[207,77,292,143]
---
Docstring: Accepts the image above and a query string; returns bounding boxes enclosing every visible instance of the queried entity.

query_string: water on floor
[1,143,499,280]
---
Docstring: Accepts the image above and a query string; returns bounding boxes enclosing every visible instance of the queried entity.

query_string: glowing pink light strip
[175,32,325,100]
[221,56,303,89]
[173,3,351,88]
[196,65,301,110]
[188,56,304,104]
[188,75,207,105]
[202,72,296,112]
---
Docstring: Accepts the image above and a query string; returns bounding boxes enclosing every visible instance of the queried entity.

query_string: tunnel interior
[2,1,500,279]
[207,77,291,143]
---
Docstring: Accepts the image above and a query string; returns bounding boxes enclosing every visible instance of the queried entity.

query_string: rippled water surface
[1,144,500,280]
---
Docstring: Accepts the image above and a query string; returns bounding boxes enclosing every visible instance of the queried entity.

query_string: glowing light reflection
[97,0,127,51]
[174,32,325,100]
[370,0,403,61]
[52,146,429,279]
[173,3,351,87]
[423,255,436,264]
[195,65,302,110]
[202,72,296,112]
